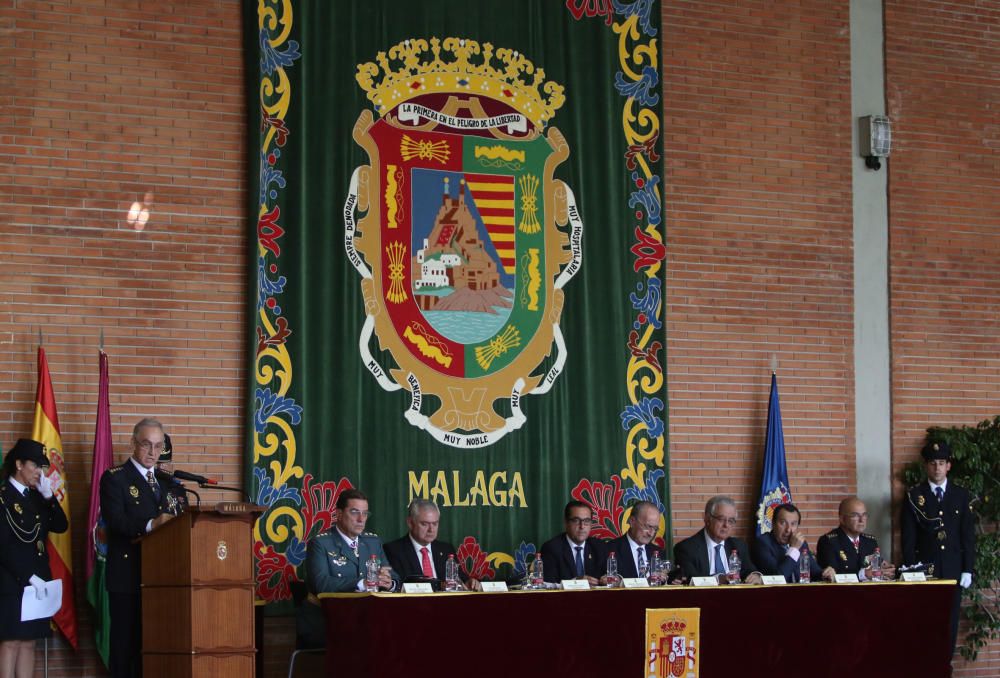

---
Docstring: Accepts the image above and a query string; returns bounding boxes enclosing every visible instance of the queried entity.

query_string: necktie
[714,543,727,576]
[146,470,160,500]
[851,537,859,550]
[574,546,585,577]
[935,486,944,503]
[420,547,434,578]
[637,546,646,574]
[22,487,29,497]
[348,539,358,556]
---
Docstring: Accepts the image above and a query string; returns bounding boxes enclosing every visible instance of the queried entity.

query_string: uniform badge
[839,550,847,562]
[37,541,45,555]
[13,503,22,514]
[346,37,582,449]
[937,530,947,541]
[166,493,178,513]
[916,495,925,507]
[329,553,348,566]
[129,485,139,498]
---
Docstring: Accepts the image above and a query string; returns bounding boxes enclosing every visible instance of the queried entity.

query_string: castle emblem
[344,37,583,447]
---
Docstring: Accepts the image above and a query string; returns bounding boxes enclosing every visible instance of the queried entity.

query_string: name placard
[480,581,509,592]
[402,583,434,594]
[901,572,927,582]
[622,577,650,589]
[691,576,719,587]
[561,579,591,590]
[761,575,787,585]
[835,573,861,584]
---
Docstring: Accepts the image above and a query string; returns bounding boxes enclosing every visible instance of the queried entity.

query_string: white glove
[28,575,46,600]
[37,474,54,500]
[960,572,972,589]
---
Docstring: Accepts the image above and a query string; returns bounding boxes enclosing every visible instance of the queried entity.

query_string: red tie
[420,547,434,578]
[852,538,859,550]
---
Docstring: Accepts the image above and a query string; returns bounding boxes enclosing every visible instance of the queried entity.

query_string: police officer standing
[100,418,179,678]
[0,439,68,678]
[901,440,976,657]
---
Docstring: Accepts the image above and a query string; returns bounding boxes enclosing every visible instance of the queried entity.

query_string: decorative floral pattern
[572,474,627,540]
[456,536,497,581]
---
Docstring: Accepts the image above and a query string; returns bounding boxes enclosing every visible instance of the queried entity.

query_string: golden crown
[660,620,687,634]
[356,37,565,128]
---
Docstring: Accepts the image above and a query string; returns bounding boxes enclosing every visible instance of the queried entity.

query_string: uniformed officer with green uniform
[306,488,400,593]
[900,440,975,657]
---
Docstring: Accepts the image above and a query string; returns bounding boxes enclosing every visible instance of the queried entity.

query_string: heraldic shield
[344,37,584,448]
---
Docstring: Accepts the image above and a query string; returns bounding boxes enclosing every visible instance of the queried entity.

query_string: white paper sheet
[20,579,62,622]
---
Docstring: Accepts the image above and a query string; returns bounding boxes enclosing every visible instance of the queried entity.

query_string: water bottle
[444,554,460,591]
[528,554,544,589]
[799,548,811,583]
[606,551,619,587]
[364,554,380,592]
[648,550,663,586]
[726,549,741,584]
[869,547,882,582]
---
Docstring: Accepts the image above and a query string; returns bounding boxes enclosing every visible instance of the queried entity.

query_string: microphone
[172,469,219,486]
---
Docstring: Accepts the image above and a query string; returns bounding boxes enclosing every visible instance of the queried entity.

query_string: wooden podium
[140,503,264,678]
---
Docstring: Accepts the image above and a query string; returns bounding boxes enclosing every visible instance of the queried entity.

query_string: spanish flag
[31,347,78,649]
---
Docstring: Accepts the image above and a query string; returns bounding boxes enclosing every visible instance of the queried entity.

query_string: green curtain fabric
[246,0,666,604]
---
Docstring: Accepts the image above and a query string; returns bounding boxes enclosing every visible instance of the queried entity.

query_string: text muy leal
[408,470,527,507]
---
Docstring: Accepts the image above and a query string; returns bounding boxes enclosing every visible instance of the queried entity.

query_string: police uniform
[900,440,975,656]
[306,529,401,594]
[0,439,68,640]
[816,527,879,575]
[100,457,178,677]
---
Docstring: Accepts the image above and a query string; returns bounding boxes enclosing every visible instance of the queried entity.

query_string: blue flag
[755,373,792,537]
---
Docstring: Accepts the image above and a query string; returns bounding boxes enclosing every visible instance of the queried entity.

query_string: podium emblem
[217,540,228,561]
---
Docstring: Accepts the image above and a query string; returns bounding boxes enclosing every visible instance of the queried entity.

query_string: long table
[320,580,955,677]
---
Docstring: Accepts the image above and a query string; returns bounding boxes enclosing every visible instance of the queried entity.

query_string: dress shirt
[8,477,28,496]
[410,536,437,578]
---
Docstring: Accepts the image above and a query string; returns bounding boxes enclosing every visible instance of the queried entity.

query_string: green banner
[246,0,666,604]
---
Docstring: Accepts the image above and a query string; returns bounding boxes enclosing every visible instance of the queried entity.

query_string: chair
[288,580,325,678]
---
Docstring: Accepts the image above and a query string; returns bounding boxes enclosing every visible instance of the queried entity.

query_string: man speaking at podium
[100,418,181,678]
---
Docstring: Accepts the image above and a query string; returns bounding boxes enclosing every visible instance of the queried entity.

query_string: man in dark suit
[604,501,665,582]
[100,418,180,678]
[752,503,834,583]
[383,499,480,590]
[817,496,895,580]
[538,500,606,584]
[306,488,400,594]
[673,496,763,584]
[901,440,976,657]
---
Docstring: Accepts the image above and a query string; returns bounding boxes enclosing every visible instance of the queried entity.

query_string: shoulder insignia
[363,531,379,537]
[862,533,876,540]
[825,531,837,538]
[109,466,123,473]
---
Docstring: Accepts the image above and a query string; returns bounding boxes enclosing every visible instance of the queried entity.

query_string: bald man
[816,496,895,580]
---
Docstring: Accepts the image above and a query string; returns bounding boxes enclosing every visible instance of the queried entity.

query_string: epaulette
[825,530,838,538]
[862,533,876,540]
[363,531,378,537]
[109,466,123,473]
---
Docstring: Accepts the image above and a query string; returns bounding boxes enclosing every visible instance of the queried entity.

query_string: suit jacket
[383,535,461,586]
[306,530,401,594]
[901,480,975,579]
[673,529,757,581]
[99,460,175,594]
[816,527,879,575]
[751,531,822,583]
[538,534,606,582]
[0,479,68,595]
[605,535,661,579]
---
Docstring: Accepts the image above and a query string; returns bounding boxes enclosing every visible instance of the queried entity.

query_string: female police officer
[0,439,68,678]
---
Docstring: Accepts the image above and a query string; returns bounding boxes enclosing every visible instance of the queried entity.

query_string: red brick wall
[885,1,1000,674]
[663,0,856,541]
[2,0,997,676]
[0,0,247,674]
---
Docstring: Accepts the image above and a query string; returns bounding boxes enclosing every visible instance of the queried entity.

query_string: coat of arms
[345,37,583,447]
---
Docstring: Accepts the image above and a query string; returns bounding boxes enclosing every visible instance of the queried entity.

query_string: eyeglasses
[844,512,869,520]
[710,515,738,527]
[345,509,371,519]
[634,522,659,533]
[566,518,594,526]
[136,440,165,453]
